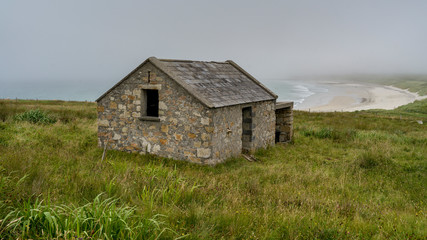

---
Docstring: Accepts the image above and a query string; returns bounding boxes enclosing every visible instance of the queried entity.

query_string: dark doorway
[242,107,252,153]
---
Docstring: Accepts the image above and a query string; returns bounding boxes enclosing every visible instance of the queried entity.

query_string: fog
[1,0,426,99]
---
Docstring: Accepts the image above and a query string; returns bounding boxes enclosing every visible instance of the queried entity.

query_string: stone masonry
[97,62,214,164]
[96,57,292,165]
[210,101,276,161]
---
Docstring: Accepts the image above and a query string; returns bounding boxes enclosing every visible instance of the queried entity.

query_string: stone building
[96,57,293,165]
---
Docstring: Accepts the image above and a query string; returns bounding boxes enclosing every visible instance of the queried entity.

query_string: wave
[265,80,329,107]
[293,85,315,97]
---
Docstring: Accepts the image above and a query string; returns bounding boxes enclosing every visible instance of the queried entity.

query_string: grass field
[0,98,426,239]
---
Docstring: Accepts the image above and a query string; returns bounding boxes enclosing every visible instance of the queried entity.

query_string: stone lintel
[140,84,162,90]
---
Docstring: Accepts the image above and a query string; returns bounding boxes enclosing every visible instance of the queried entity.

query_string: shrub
[13,109,57,124]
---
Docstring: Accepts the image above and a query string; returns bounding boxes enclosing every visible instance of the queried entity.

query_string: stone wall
[252,101,276,149]
[97,62,215,164]
[275,102,293,142]
[97,62,277,165]
[211,105,242,162]
[211,100,276,162]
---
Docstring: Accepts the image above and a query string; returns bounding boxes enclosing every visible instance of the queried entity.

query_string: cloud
[1,0,426,85]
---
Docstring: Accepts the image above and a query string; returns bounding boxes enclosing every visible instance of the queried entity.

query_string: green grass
[0,99,95,122]
[369,75,427,96]
[13,109,57,124]
[365,99,427,118]
[0,99,426,239]
[0,192,170,239]
[340,74,427,96]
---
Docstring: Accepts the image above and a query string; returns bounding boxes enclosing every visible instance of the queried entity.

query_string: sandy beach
[295,82,426,112]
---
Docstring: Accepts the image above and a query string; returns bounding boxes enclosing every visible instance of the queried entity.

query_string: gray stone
[113,133,121,140]
[159,101,167,110]
[201,117,209,125]
[99,120,109,127]
[197,148,211,158]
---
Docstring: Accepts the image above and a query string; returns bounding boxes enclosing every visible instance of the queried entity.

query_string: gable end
[96,57,214,108]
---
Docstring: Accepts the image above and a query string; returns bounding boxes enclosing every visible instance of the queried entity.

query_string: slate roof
[97,57,277,108]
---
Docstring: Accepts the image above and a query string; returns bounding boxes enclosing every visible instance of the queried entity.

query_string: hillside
[0,99,426,239]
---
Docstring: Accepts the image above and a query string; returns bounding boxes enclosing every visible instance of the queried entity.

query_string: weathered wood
[101,136,110,162]
[242,154,258,162]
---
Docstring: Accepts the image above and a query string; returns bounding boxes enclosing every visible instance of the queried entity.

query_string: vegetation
[366,99,427,118]
[0,98,426,239]
[0,192,169,239]
[336,74,427,96]
[361,75,427,96]
[13,109,57,124]
[0,99,95,122]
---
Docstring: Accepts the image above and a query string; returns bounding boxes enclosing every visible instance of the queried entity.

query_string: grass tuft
[356,150,392,169]
[0,194,172,239]
[13,109,57,124]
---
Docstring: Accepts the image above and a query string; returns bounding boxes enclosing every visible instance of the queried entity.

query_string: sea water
[0,80,105,101]
[1,79,330,108]
[263,79,329,109]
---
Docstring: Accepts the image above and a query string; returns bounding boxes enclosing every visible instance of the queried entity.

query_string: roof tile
[158,59,275,108]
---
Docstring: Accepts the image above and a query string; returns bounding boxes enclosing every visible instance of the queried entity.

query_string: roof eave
[275,101,294,110]
[211,97,276,108]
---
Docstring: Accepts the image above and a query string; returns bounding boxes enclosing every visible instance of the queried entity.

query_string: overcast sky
[1,0,427,86]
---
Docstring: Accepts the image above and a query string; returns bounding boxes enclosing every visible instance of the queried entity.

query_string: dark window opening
[146,89,159,117]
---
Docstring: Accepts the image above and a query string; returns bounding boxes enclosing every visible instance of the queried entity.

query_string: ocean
[1,79,330,108]
[263,79,329,109]
[0,80,106,102]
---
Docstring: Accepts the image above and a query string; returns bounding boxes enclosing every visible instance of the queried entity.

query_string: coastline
[294,82,426,112]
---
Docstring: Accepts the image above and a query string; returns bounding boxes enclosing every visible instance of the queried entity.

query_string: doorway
[242,107,252,153]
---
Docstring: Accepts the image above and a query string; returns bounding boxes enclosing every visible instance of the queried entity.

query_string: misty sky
[1,0,427,91]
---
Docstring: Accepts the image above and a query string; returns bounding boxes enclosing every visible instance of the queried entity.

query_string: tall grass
[299,127,357,142]
[0,99,96,122]
[138,167,201,210]
[0,170,175,239]
[0,99,426,239]
[0,194,171,239]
